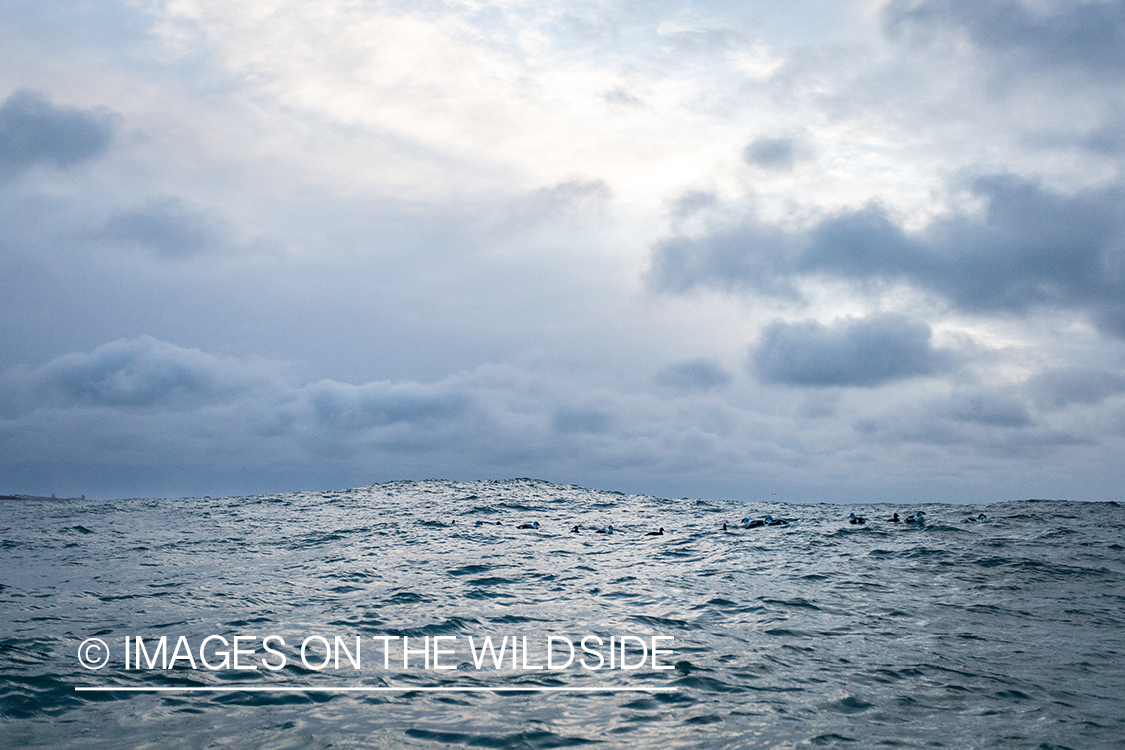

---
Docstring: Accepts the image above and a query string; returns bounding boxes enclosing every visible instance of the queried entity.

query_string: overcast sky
[2,0,1124,502]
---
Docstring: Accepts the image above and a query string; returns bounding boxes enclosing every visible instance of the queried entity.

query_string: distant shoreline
[0,493,85,501]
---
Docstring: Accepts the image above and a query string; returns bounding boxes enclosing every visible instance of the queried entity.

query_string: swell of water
[2,479,1123,748]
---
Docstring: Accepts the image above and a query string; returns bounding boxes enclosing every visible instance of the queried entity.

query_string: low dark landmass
[0,493,85,501]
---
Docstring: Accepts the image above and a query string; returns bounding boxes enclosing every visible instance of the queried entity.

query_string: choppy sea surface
[2,479,1124,749]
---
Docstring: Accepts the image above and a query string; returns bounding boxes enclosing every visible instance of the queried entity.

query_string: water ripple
[2,481,1123,748]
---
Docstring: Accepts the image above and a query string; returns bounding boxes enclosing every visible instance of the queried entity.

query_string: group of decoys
[472,509,987,534]
[849,511,926,524]
[475,520,664,535]
[743,515,788,528]
[583,524,664,536]
[574,524,663,535]
[850,510,986,524]
[718,515,790,530]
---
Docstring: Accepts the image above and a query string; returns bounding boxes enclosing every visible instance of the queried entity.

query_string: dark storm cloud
[750,313,948,387]
[655,358,732,392]
[883,0,1125,78]
[0,89,115,178]
[93,198,228,259]
[650,175,1125,337]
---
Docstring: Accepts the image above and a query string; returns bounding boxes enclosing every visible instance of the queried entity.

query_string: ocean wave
[2,481,1123,747]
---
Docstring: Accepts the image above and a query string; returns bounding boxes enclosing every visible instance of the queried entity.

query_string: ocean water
[2,479,1124,749]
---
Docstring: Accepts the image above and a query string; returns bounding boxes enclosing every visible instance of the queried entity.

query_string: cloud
[0,336,484,491]
[92,198,229,259]
[0,336,281,415]
[552,407,612,435]
[304,379,470,431]
[751,313,951,388]
[657,25,745,55]
[0,336,478,432]
[655,358,732,392]
[850,386,1081,455]
[0,89,115,178]
[650,174,1125,337]
[743,135,807,171]
[883,0,1125,78]
[866,0,1125,189]
[528,179,612,217]
[604,87,643,107]
[668,190,718,219]
[947,390,1032,428]
[1025,366,1125,409]
[816,176,1125,334]
[1,336,1121,501]
[1073,116,1125,156]
[647,215,796,296]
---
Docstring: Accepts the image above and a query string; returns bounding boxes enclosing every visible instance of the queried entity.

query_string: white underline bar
[75,686,676,693]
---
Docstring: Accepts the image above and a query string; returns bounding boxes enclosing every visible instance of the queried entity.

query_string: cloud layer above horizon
[2,0,1124,502]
